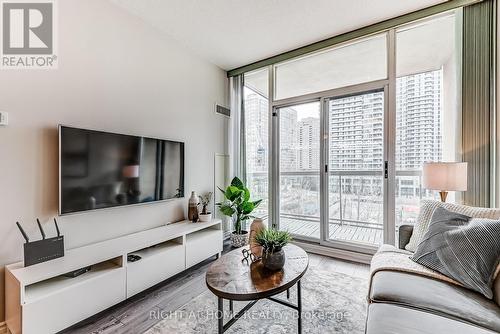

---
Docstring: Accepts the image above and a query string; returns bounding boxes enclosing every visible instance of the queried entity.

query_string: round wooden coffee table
[206,244,309,333]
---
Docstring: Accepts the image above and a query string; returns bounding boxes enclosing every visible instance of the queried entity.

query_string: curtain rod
[226,0,482,77]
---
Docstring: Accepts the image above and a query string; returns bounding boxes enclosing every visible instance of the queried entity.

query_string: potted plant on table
[198,192,213,222]
[216,177,262,248]
[254,228,292,271]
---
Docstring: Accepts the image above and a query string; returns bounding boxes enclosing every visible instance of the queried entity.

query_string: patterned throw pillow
[405,200,500,252]
[412,207,500,299]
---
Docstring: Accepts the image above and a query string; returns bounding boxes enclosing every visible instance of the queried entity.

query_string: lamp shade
[422,162,467,191]
[122,165,140,178]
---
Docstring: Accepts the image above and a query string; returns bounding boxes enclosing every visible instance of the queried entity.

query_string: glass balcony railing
[247,170,439,247]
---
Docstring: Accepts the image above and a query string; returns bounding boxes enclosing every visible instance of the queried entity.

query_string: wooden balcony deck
[279,217,383,245]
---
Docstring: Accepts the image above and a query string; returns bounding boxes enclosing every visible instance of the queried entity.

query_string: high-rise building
[279,107,298,171]
[396,70,443,170]
[298,117,320,170]
[243,90,269,217]
[329,91,384,171]
[396,70,443,198]
[244,91,268,173]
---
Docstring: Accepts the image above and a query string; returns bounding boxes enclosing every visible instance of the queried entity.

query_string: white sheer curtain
[228,75,244,181]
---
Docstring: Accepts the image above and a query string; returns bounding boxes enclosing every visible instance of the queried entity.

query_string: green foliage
[218,203,234,216]
[254,228,292,253]
[215,177,262,234]
[230,177,245,190]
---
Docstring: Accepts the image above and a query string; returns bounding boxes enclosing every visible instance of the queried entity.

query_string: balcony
[247,170,433,247]
[280,213,383,245]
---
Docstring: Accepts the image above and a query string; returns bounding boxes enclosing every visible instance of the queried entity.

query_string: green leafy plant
[254,228,292,254]
[216,177,262,234]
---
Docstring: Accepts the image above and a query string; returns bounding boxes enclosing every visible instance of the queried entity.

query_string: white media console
[5,219,223,334]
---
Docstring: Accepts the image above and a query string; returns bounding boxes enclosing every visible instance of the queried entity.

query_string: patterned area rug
[145,268,368,334]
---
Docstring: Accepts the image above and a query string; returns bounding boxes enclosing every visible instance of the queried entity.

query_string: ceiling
[109,0,449,71]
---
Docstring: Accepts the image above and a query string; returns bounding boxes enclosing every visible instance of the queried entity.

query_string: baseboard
[291,240,373,265]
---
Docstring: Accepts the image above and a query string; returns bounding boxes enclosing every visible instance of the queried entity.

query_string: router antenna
[54,218,61,237]
[36,218,46,239]
[16,222,29,243]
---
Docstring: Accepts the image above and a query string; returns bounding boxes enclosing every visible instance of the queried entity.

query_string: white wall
[0,0,228,321]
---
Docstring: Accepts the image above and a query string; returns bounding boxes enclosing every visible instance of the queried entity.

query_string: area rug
[145,268,368,334]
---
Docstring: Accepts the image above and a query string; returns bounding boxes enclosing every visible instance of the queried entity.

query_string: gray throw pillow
[412,207,500,299]
[405,200,500,252]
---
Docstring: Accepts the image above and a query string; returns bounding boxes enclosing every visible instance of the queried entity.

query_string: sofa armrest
[398,225,414,250]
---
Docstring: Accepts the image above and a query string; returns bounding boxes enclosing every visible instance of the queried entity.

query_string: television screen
[59,126,184,215]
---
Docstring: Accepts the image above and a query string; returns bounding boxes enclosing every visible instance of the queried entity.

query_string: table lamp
[122,165,140,178]
[422,162,467,202]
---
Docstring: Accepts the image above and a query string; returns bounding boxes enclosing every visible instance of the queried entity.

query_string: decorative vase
[198,212,212,222]
[188,191,199,222]
[230,231,249,248]
[249,218,265,258]
[262,248,286,271]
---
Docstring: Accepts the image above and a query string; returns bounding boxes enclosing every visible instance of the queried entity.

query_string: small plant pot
[261,248,286,271]
[198,212,212,222]
[230,231,249,248]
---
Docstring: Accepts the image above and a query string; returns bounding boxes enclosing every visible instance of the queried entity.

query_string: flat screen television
[59,126,184,215]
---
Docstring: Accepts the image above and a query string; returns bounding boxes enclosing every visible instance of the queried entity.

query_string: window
[395,13,461,227]
[237,10,462,251]
[244,68,269,225]
[274,34,387,100]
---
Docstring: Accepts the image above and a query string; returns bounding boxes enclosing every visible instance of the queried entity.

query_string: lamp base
[439,191,448,202]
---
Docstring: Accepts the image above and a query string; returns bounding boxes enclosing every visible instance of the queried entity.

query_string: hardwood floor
[61,242,369,334]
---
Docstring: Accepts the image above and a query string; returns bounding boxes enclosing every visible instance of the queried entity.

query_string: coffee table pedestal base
[216,281,302,334]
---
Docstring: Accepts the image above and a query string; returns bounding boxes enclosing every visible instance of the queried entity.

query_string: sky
[289,102,320,121]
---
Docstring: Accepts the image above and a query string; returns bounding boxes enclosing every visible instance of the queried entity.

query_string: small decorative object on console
[188,191,199,222]
[216,177,262,248]
[254,228,292,271]
[198,192,213,222]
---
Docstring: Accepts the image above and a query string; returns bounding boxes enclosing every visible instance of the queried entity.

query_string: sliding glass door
[277,102,321,240]
[273,88,387,250]
[325,89,386,248]
[269,31,390,250]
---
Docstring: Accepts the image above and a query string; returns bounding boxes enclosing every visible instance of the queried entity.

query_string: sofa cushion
[398,224,414,249]
[366,303,497,334]
[411,207,500,299]
[369,271,500,333]
[405,200,500,252]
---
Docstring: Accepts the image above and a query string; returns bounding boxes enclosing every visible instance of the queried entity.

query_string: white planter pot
[198,212,212,222]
